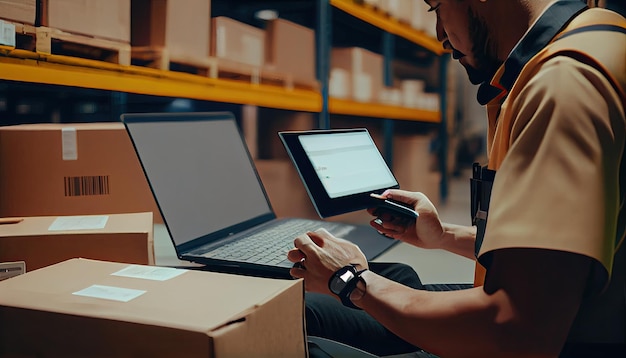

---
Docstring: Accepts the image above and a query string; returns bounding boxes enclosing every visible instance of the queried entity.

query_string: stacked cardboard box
[0,0,36,24]
[211,16,265,67]
[0,212,154,271]
[331,47,384,103]
[0,122,162,223]
[41,0,131,43]
[265,18,317,86]
[131,0,212,61]
[0,258,306,357]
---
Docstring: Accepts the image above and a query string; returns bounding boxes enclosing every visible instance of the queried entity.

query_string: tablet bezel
[279,128,400,218]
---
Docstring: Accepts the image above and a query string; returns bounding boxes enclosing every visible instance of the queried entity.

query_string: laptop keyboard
[198,219,355,266]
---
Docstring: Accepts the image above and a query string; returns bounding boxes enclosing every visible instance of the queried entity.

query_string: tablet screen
[279,128,401,218]
[298,131,397,198]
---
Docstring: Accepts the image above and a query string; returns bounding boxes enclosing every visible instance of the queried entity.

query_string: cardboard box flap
[0,258,303,334]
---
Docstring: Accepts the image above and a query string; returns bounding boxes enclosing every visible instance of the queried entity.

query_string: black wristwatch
[328,265,367,310]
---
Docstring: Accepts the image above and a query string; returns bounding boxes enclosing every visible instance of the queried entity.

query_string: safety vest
[475,8,626,286]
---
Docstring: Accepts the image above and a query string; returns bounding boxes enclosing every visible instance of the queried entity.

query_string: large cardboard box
[0,258,306,357]
[0,212,154,271]
[331,47,384,103]
[0,122,162,223]
[211,16,265,67]
[41,0,131,42]
[131,0,211,60]
[265,18,316,85]
[0,0,36,24]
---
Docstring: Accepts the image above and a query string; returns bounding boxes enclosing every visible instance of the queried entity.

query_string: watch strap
[338,269,367,310]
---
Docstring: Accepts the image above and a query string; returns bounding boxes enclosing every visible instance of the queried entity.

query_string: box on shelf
[41,0,131,43]
[400,79,426,109]
[408,1,437,35]
[0,0,36,24]
[254,159,318,220]
[329,68,352,99]
[331,47,383,103]
[379,86,403,106]
[256,109,316,160]
[211,16,265,68]
[265,18,316,85]
[131,0,211,61]
[381,0,413,25]
[0,258,306,357]
[392,134,441,206]
[0,212,154,271]
[0,122,162,223]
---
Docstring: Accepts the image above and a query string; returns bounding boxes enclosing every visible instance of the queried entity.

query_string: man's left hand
[287,228,368,295]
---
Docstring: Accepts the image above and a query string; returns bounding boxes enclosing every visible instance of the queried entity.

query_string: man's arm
[439,222,477,260]
[352,248,592,357]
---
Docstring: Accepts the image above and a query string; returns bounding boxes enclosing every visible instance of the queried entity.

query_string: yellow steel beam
[0,49,322,113]
[329,98,440,122]
[330,0,446,55]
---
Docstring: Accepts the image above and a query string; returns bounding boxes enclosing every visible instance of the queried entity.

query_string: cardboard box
[211,16,265,67]
[0,212,154,271]
[0,0,36,24]
[41,0,130,42]
[254,159,318,220]
[331,47,383,103]
[0,258,306,357]
[329,68,352,99]
[256,109,316,160]
[0,122,162,223]
[392,134,441,206]
[265,18,316,84]
[131,0,211,60]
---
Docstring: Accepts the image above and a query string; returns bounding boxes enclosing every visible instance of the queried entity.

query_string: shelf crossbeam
[329,98,440,122]
[0,48,322,113]
[329,0,445,55]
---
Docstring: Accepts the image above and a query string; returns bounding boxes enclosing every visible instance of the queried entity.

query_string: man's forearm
[439,223,477,259]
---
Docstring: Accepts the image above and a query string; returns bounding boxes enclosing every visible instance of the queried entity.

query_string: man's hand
[287,228,368,295]
[369,190,446,250]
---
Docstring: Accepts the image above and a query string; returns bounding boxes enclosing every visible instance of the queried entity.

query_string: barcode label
[0,20,16,47]
[64,176,110,197]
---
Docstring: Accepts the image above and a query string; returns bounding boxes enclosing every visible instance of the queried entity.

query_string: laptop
[122,112,397,279]
[279,128,419,219]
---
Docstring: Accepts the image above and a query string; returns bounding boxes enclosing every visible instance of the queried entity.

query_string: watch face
[330,268,355,294]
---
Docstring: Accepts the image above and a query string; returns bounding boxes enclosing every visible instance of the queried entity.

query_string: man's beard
[463,8,502,85]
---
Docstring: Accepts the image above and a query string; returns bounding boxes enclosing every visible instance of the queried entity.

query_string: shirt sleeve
[478,56,625,292]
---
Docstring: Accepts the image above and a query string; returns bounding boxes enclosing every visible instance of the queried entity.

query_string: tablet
[279,128,418,219]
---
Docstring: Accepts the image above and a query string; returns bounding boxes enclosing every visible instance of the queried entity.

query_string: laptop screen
[123,112,273,247]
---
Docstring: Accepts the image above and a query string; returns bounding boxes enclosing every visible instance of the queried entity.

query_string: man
[288,1,625,357]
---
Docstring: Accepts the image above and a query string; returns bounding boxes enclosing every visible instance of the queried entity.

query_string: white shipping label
[61,127,78,160]
[73,285,146,302]
[48,215,109,231]
[112,265,186,281]
[0,20,15,47]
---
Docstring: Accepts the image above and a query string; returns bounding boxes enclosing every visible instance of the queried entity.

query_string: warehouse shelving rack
[0,0,451,199]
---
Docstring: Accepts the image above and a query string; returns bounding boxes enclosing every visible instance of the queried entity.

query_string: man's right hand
[368,190,447,250]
